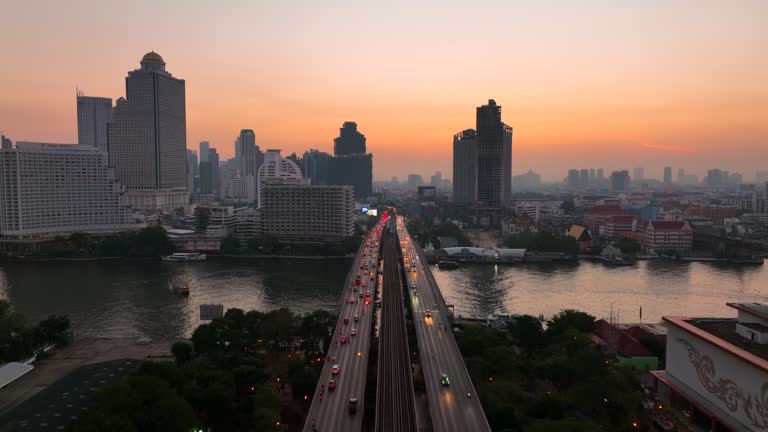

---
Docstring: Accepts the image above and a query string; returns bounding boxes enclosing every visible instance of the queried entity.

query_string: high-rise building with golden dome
[107,52,188,210]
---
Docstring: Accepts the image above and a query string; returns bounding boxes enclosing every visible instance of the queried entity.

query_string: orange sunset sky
[1,0,766,181]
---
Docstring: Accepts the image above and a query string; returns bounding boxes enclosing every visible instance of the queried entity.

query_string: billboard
[366,209,378,216]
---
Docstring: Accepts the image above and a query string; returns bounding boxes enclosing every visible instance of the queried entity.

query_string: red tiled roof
[587,205,625,215]
[607,215,637,224]
[648,220,688,230]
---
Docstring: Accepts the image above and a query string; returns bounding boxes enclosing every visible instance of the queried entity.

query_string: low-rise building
[583,205,625,235]
[642,220,693,253]
[651,303,768,431]
[685,206,739,223]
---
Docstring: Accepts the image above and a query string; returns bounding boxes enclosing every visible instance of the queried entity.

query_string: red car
[328,379,336,391]
[364,298,371,305]
[358,292,363,298]
[348,298,356,304]
[365,291,371,298]
[343,317,349,324]
[355,280,361,286]
[331,365,340,375]
[340,336,347,344]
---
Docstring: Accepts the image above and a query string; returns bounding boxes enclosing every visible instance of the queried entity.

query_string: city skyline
[1,1,767,180]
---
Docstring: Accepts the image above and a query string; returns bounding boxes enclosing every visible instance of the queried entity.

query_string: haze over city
[1,0,766,181]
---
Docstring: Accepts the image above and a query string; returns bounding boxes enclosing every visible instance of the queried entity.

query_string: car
[364,298,371,305]
[331,365,340,375]
[441,374,450,386]
[412,290,418,296]
[328,379,336,391]
[359,292,363,298]
[340,336,347,344]
[349,398,358,414]
[355,280,361,286]
[425,310,432,317]
[349,298,356,304]
[351,328,357,336]
[343,317,349,324]
[365,291,370,297]
[354,314,359,322]
[410,282,416,288]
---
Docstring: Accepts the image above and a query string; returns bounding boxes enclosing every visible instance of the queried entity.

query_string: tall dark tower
[333,122,366,155]
[476,99,511,210]
[328,122,372,199]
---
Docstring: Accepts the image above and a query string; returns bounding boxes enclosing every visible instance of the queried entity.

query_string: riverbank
[1,253,356,264]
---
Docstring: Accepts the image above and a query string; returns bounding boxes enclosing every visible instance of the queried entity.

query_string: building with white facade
[259,180,355,241]
[642,220,693,253]
[652,303,768,431]
[0,142,141,239]
[76,93,112,153]
[257,149,306,207]
[107,52,188,210]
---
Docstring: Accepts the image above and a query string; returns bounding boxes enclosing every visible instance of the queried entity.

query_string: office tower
[209,148,220,195]
[633,168,644,182]
[302,149,331,185]
[476,99,512,210]
[431,171,442,186]
[186,149,198,194]
[597,168,605,180]
[664,166,672,185]
[257,149,306,207]
[76,93,112,153]
[0,134,12,150]
[678,168,685,183]
[260,182,354,241]
[199,161,212,194]
[610,170,631,192]
[407,174,424,189]
[237,130,255,177]
[107,52,187,209]
[199,141,210,163]
[328,122,373,199]
[706,169,726,187]
[0,142,140,238]
[453,129,477,204]
[589,168,596,183]
[580,169,589,187]
[567,169,580,188]
[333,121,366,155]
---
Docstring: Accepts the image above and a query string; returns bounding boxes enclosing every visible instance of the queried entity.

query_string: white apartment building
[259,180,354,241]
[0,142,142,239]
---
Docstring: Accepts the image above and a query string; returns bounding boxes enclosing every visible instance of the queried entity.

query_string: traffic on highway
[303,216,388,432]
[396,216,492,432]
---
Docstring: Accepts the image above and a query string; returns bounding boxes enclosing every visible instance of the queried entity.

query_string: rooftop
[688,318,768,362]
[728,302,768,321]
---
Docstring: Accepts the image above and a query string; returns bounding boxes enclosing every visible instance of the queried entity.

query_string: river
[1,259,766,339]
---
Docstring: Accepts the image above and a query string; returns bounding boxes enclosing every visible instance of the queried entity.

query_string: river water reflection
[1,259,766,339]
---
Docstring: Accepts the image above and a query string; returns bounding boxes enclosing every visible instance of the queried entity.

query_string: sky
[1,0,766,181]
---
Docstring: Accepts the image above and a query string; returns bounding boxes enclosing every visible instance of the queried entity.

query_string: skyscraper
[597,168,605,180]
[209,148,220,196]
[76,93,112,153]
[199,161,212,194]
[186,149,198,194]
[431,171,442,186]
[677,168,685,183]
[199,141,210,163]
[633,167,644,182]
[302,149,332,185]
[567,169,580,189]
[610,170,631,192]
[580,169,589,187]
[328,122,373,199]
[0,134,12,150]
[333,122,366,155]
[453,129,477,204]
[664,166,672,185]
[107,52,187,209]
[476,99,512,210]
[257,149,306,207]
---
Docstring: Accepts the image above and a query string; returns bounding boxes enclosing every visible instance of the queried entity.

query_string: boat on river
[162,252,207,262]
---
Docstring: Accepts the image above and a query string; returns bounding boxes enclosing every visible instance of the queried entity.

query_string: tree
[131,226,175,257]
[171,341,193,366]
[617,238,641,254]
[510,315,545,353]
[546,309,595,336]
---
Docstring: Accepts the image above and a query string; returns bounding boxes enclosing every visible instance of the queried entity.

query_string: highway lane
[303,221,384,432]
[396,217,491,432]
[374,228,417,432]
